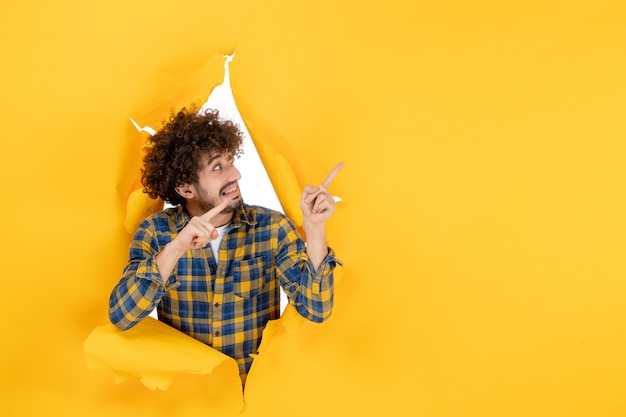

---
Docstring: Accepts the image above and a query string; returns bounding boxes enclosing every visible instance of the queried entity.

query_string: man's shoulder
[243,203,282,215]
[241,203,293,228]
[139,205,182,229]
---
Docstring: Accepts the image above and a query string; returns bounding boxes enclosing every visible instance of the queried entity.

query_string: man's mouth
[220,182,240,199]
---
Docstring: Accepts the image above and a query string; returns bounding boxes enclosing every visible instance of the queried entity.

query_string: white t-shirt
[209,223,233,261]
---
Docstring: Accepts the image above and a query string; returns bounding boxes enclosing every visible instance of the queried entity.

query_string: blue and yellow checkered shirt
[109,203,340,376]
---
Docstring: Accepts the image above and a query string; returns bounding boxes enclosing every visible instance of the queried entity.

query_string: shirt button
[214,302,220,308]
[215,330,220,336]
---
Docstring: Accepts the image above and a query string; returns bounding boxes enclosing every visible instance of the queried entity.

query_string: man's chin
[222,197,242,213]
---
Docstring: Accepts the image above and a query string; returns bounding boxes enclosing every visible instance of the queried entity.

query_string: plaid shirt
[109,203,340,377]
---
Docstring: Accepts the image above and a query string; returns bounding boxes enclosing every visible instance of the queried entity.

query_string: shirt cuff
[136,256,180,290]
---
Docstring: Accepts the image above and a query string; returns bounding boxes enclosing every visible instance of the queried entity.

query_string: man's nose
[229,164,242,181]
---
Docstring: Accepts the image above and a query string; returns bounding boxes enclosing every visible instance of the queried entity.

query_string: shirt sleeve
[274,217,342,323]
[108,219,179,330]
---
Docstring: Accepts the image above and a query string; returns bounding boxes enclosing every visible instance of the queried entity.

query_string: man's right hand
[156,199,229,280]
[172,199,231,252]
[172,200,229,253]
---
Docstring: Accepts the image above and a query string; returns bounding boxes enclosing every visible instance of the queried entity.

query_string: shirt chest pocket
[233,257,266,299]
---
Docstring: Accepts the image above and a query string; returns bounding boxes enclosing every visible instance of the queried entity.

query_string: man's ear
[175,184,194,199]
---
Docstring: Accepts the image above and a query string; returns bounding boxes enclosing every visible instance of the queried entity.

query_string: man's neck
[185,203,235,227]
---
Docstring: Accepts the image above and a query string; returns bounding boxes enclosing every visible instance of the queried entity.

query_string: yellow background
[1,1,625,416]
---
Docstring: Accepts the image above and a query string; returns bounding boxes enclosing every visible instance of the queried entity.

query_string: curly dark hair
[141,106,244,206]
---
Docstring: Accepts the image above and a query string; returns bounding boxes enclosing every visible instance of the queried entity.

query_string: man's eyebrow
[206,154,223,165]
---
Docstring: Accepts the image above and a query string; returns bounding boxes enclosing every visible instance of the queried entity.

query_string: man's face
[192,152,242,213]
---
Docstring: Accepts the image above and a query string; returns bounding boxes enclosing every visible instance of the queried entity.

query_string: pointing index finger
[321,162,344,188]
[200,199,230,221]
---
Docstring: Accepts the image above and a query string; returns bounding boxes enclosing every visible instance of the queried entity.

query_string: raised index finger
[321,162,345,188]
[200,199,230,221]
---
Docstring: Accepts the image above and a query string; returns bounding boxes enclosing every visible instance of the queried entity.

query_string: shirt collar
[174,202,257,233]
[231,202,257,228]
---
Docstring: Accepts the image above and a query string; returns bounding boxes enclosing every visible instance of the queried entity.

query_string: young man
[108,106,342,383]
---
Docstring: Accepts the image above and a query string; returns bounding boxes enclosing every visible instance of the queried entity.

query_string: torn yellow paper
[124,188,164,235]
[84,316,241,392]
[248,135,304,227]
[3,1,626,417]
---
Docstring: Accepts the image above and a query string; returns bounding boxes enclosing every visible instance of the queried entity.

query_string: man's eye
[212,164,222,171]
